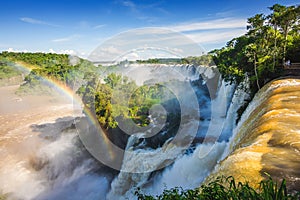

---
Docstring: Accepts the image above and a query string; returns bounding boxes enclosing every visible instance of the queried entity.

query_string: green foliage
[181,55,214,66]
[135,176,300,200]
[0,61,23,79]
[97,64,120,75]
[136,58,162,64]
[0,51,70,67]
[77,72,169,130]
[212,4,300,94]
[0,52,98,94]
[135,56,214,66]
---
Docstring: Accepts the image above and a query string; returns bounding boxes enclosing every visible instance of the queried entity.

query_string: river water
[0,64,264,199]
[207,78,300,192]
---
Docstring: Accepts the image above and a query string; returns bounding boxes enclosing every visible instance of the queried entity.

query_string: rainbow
[12,62,117,164]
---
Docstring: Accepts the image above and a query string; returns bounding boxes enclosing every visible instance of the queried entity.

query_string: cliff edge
[205,78,300,192]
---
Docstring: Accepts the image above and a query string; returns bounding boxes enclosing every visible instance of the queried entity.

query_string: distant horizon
[0,51,208,62]
[1,0,299,58]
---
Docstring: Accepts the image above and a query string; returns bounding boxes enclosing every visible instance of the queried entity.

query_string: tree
[274,5,299,64]
[268,4,286,70]
[212,4,300,95]
[245,44,260,89]
[104,73,122,89]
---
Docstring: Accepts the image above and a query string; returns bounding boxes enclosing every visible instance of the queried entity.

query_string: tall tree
[268,4,286,70]
[276,5,299,64]
[245,44,260,89]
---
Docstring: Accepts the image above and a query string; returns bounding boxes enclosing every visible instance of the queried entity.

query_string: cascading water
[205,78,300,191]
[0,117,113,200]
[143,142,227,196]
[104,64,244,199]
[0,63,249,200]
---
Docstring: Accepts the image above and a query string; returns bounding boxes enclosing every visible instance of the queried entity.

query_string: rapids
[206,78,300,192]
[0,65,300,200]
[0,63,268,199]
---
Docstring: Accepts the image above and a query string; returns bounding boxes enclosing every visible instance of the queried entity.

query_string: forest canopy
[211,4,300,93]
[0,51,97,94]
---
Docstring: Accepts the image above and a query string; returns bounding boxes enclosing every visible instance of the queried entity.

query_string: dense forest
[77,73,172,129]
[76,71,183,149]
[211,4,300,95]
[0,52,97,94]
[135,55,214,66]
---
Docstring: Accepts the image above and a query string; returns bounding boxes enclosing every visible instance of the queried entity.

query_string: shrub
[135,176,300,200]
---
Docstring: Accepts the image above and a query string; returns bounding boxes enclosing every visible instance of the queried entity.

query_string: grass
[135,176,300,200]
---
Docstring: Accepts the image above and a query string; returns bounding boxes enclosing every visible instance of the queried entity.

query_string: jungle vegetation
[211,4,300,95]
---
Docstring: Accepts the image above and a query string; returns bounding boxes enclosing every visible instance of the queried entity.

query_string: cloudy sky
[1,0,298,58]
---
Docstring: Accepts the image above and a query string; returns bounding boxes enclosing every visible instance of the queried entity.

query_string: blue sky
[1,0,299,58]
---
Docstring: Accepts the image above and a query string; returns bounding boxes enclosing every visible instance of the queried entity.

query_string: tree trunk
[273,25,277,71]
[254,54,261,90]
[283,23,289,65]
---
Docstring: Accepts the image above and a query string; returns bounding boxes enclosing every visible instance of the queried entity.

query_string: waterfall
[106,137,185,199]
[227,78,300,154]
[204,78,300,191]
[217,77,250,161]
[144,77,248,193]
[0,117,111,200]
[146,142,227,194]
[35,133,107,200]
[106,64,245,199]
[106,119,201,199]
[221,78,250,138]
[0,63,252,200]
[115,64,210,85]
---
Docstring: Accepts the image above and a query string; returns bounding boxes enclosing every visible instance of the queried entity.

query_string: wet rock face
[31,116,78,141]
[206,78,300,192]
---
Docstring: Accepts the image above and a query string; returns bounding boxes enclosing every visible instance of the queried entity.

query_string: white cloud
[186,29,246,44]
[88,28,207,61]
[20,17,44,24]
[20,17,59,27]
[3,48,87,58]
[52,35,81,43]
[122,0,136,10]
[169,18,247,32]
[59,49,77,55]
[48,49,87,57]
[89,45,125,61]
[6,47,28,53]
[93,24,106,29]
[118,0,157,23]
[7,47,15,52]
[49,48,56,53]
